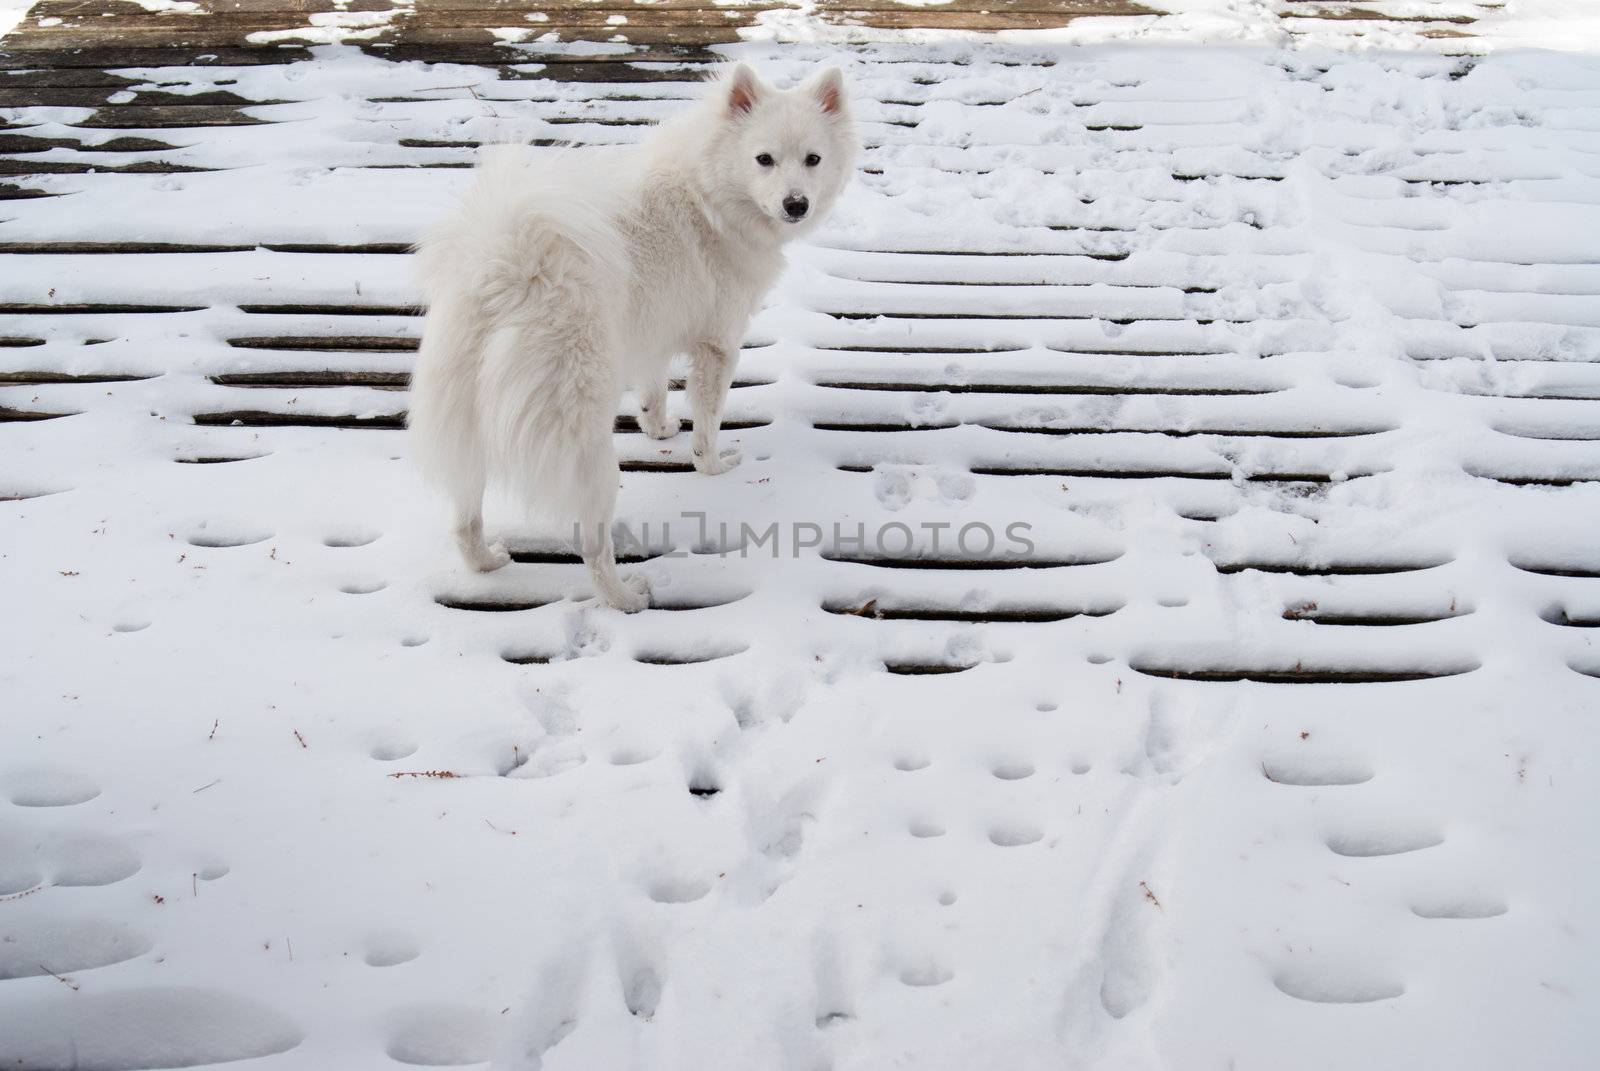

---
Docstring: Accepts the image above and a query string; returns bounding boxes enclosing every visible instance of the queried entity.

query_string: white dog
[409,63,855,610]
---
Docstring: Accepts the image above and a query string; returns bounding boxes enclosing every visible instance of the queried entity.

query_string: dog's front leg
[688,340,741,476]
[637,376,680,440]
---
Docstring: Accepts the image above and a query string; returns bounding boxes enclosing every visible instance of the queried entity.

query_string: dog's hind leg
[571,450,649,613]
[688,341,741,475]
[449,463,512,573]
[636,375,680,440]
[409,296,511,574]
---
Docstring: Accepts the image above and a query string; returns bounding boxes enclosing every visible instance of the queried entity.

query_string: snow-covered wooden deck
[2,3,1597,1069]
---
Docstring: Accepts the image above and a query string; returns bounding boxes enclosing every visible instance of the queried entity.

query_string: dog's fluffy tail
[409,145,633,517]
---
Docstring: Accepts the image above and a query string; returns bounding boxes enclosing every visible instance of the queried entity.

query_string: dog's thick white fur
[409,63,855,611]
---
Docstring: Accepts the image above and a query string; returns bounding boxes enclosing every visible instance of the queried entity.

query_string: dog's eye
[755,153,774,167]
[804,153,821,167]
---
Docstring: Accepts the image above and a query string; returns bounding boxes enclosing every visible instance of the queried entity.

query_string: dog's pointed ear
[726,63,762,118]
[809,67,847,116]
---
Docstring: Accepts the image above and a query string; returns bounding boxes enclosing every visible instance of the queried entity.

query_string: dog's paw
[640,412,681,440]
[465,541,512,573]
[693,446,743,476]
[609,574,650,614]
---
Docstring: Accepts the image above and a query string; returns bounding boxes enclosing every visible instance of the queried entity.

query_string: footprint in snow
[1273,966,1405,1004]
[0,987,304,1068]
[339,579,387,595]
[684,757,722,799]
[561,605,613,658]
[872,465,973,513]
[1410,895,1508,920]
[988,824,1043,847]
[364,932,420,967]
[932,469,975,502]
[368,732,419,762]
[812,935,856,1030]
[384,1003,496,1066]
[1140,689,1210,783]
[187,528,271,549]
[1325,827,1443,858]
[991,760,1034,781]
[647,875,712,905]
[40,831,143,887]
[1261,752,1373,787]
[6,768,100,808]
[0,916,152,980]
[623,966,663,1019]
[0,823,144,896]
[1097,889,1158,1021]
[324,529,380,548]
[609,744,659,767]
[717,669,809,729]
[505,686,586,779]
[898,960,954,988]
[0,862,43,896]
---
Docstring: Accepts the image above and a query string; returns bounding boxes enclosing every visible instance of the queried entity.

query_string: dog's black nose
[783,196,809,220]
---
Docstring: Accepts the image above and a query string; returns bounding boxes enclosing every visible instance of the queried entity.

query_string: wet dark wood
[0,159,212,173]
[0,0,1168,69]
[1278,5,1477,24]
[0,88,289,108]
[0,133,185,152]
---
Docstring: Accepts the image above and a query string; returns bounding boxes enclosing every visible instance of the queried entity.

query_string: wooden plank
[0,44,712,69]
[820,8,1158,29]
[3,29,334,49]
[0,69,146,86]
[33,0,781,12]
[29,0,1147,13]
[382,26,746,45]
[10,8,768,33]
[7,7,1153,44]
[72,105,273,127]
[471,59,713,81]
[0,370,153,383]
[0,159,212,173]
[0,46,313,68]
[819,0,1156,14]
[0,133,181,152]
[0,241,257,252]
[237,303,419,315]
[0,406,76,421]
[820,0,1155,9]
[1277,6,1476,23]
[227,335,418,351]
[2,31,747,51]
[211,370,410,388]
[0,184,65,199]
[193,409,406,429]
[14,0,1173,15]
[0,302,205,312]
[0,88,291,107]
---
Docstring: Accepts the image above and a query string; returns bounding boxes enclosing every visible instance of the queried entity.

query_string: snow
[247,9,410,46]
[2,6,1599,1070]
[0,0,35,40]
